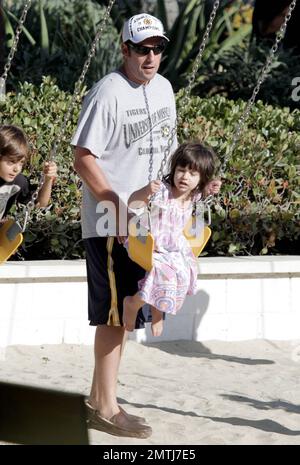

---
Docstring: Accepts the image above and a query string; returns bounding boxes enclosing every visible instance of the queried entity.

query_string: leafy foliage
[0,77,85,259]
[1,78,299,259]
[2,0,122,93]
[194,41,300,110]
[177,91,300,256]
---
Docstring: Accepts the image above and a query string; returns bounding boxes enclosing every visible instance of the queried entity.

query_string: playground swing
[0,0,115,264]
[127,0,298,271]
[127,1,223,271]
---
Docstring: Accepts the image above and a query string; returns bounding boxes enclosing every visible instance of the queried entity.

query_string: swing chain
[16,0,115,231]
[221,0,298,176]
[22,181,42,227]
[0,0,32,94]
[142,84,154,184]
[179,0,220,117]
[156,124,178,182]
[50,0,116,160]
[20,0,116,228]
[144,0,221,233]
[155,0,221,184]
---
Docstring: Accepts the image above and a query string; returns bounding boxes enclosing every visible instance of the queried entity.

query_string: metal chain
[50,0,116,161]
[0,0,32,97]
[142,85,154,183]
[155,0,221,182]
[178,0,220,121]
[156,124,178,182]
[221,0,297,176]
[23,0,116,226]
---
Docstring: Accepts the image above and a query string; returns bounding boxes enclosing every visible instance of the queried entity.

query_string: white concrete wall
[0,257,299,347]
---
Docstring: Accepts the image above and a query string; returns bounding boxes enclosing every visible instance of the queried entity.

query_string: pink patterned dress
[137,182,200,314]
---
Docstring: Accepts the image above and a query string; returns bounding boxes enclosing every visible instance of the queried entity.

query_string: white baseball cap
[122,13,169,44]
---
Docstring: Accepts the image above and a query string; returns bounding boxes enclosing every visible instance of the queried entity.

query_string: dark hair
[0,125,29,162]
[163,142,217,193]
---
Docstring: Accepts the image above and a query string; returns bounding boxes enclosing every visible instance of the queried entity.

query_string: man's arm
[74,146,129,232]
[74,146,116,202]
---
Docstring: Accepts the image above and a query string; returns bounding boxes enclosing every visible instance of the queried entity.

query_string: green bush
[1,77,85,260]
[0,78,299,259]
[177,91,300,256]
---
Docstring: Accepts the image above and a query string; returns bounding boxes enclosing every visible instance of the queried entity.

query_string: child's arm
[128,180,161,209]
[36,161,57,207]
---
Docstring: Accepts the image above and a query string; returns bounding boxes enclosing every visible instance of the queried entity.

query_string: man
[72,13,177,438]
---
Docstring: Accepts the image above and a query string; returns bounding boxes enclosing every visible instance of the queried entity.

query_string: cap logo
[144,18,152,25]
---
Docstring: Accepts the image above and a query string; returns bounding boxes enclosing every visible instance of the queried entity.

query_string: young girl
[124,142,221,336]
[0,125,57,221]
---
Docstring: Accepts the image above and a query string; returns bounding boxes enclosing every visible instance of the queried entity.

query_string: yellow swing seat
[128,216,211,272]
[128,217,154,272]
[183,218,212,257]
[0,219,23,265]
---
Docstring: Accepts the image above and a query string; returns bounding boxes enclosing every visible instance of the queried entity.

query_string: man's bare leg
[89,325,124,418]
[123,294,145,332]
[151,306,164,337]
[87,325,153,436]
[88,325,146,424]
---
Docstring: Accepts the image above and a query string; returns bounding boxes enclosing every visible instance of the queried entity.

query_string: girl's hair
[164,142,217,193]
[0,125,29,162]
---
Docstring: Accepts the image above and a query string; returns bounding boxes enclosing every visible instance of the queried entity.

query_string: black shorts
[84,237,150,329]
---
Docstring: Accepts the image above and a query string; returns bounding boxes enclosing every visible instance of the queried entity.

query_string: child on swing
[124,141,221,336]
[0,125,57,221]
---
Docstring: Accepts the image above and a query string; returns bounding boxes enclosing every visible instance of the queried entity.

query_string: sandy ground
[0,339,300,445]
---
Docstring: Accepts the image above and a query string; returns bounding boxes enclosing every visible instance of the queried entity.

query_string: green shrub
[0,78,299,259]
[1,77,85,260]
[177,91,300,256]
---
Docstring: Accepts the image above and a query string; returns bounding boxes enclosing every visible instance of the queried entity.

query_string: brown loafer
[118,405,147,425]
[85,400,147,425]
[87,409,152,438]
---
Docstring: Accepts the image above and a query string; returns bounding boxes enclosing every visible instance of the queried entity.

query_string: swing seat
[0,219,23,265]
[183,217,211,257]
[128,222,154,272]
[128,216,212,272]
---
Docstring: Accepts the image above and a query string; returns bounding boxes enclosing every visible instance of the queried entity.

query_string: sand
[0,339,300,445]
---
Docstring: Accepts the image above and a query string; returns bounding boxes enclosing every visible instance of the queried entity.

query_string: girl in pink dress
[124,142,221,335]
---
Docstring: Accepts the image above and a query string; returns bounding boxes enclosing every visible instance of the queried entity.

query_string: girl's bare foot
[151,307,164,337]
[123,296,139,332]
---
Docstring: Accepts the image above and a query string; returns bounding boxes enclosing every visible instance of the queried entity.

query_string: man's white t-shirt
[71,70,177,238]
